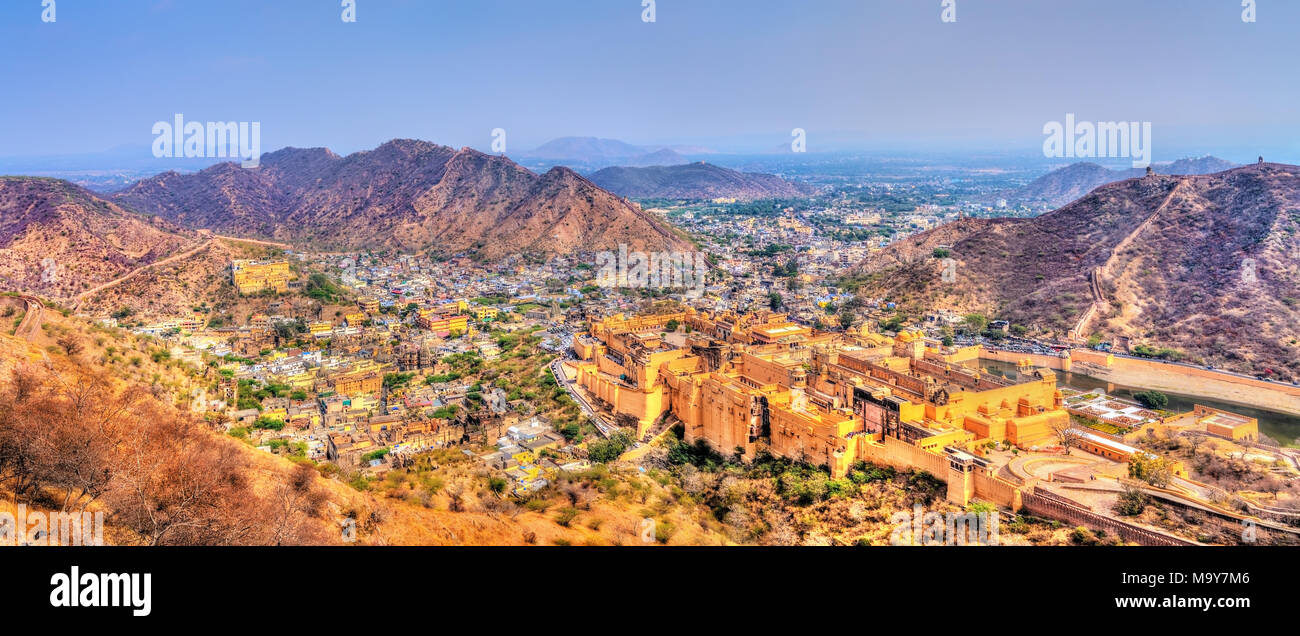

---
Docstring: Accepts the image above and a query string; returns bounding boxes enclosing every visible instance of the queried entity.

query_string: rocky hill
[588,162,811,200]
[1163,155,1238,175]
[851,163,1300,381]
[1009,162,1127,208]
[0,177,195,299]
[114,139,690,259]
[73,237,292,324]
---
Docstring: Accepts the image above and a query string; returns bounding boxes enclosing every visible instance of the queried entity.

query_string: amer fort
[569,310,1300,545]
[573,309,1066,509]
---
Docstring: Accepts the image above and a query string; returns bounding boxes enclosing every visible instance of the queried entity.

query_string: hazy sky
[2,0,1297,162]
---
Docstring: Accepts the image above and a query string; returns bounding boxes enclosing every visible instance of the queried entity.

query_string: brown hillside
[0,313,731,546]
[73,237,310,324]
[114,139,690,258]
[0,177,195,300]
[851,163,1300,380]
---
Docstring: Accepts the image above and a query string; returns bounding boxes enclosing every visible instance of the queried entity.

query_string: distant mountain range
[518,136,715,170]
[1007,156,1238,208]
[588,162,811,200]
[113,139,690,259]
[851,162,1300,381]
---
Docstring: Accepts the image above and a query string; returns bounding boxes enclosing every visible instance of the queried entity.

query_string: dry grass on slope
[0,314,727,546]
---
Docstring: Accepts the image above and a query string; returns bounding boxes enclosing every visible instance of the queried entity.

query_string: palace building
[572,309,1072,506]
[232,259,294,295]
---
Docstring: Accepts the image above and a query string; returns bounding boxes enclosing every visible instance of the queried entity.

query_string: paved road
[550,358,614,438]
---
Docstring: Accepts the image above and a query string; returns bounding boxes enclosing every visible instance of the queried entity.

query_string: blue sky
[1,0,1298,162]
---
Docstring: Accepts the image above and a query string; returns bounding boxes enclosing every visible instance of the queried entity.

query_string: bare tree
[1,361,338,546]
[1259,475,1284,501]
[1048,417,1082,454]
[208,411,231,432]
[56,333,83,356]
[262,463,330,545]
[0,365,127,511]
[108,415,261,545]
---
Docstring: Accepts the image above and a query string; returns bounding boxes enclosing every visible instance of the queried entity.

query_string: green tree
[588,431,634,463]
[253,417,285,431]
[384,372,416,389]
[1114,484,1148,516]
[560,422,581,441]
[963,313,987,333]
[1128,453,1174,487]
[1133,390,1168,410]
[304,273,341,302]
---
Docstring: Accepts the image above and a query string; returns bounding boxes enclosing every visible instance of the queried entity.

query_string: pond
[966,358,1300,448]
